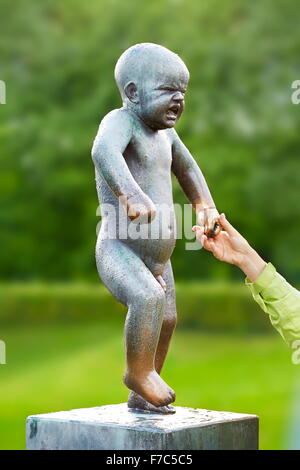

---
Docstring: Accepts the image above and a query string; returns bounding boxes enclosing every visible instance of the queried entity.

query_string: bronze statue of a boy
[92,43,219,414]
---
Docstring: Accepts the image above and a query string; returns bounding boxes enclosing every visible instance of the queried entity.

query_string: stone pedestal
[26,403,258,450]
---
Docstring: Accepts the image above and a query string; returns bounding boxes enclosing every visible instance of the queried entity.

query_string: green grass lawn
[0,320,298,450]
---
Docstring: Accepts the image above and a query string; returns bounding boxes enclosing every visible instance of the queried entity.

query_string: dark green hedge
[0,283,275,332]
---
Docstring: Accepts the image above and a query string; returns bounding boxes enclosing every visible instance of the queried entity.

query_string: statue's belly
[96,170,176,275]
[99,208,176,276]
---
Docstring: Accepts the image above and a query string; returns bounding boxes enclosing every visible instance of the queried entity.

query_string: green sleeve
[245,263,300,349]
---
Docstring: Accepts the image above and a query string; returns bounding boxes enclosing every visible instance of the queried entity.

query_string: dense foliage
[1,0,300,281]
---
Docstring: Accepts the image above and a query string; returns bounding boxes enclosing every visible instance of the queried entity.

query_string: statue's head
[114,43,189,130]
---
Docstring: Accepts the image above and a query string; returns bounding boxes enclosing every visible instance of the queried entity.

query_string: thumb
[218,213,238,236]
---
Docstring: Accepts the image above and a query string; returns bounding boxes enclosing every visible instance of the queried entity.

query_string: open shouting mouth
[166,104,180,120]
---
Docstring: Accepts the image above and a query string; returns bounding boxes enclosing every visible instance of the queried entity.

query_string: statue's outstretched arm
[170,129,220,237]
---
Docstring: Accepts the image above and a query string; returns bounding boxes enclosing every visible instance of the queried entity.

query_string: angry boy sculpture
[92,43,219,414]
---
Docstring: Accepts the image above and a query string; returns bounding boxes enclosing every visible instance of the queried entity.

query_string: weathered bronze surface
[92,43,219,413]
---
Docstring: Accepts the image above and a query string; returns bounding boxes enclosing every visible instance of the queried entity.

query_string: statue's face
[138,64,189,130]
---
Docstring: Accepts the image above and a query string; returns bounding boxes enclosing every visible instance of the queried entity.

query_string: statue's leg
[128,260,177,414]
[155,260,177,373]
[96,238,175,408]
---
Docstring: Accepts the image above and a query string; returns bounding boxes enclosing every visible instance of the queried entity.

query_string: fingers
[192,225,203,238]
[192,226,214,252]
[217,213,238,236]
[206,221,221,238]
[196,208,220,239]
[192,225,205,244]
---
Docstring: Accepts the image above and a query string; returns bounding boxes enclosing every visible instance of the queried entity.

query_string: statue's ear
[124,82,139,104]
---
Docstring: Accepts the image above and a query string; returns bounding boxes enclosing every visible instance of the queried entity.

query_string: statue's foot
[128,391,176,414]
[123,369,175,408]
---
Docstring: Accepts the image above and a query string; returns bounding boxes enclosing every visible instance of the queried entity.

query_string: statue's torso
[96,113,176,275]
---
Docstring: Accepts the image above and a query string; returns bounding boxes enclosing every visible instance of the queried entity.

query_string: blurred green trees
[0,0,300,282]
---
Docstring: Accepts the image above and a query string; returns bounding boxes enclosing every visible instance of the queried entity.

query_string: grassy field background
[0,318,298,450]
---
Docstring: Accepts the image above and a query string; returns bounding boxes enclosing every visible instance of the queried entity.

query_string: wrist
[200,206,216,211]
[238,247,266,282]
[195,203,216,212]
[196,206,217,219]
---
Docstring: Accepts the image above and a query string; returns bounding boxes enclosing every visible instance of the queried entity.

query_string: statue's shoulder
[92,109,135,158]
[164,127,179,145]
[99,108,135,133]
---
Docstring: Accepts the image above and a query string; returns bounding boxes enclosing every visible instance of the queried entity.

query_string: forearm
[171,131,216,211]
[245,263,300,349]
[177,165,216,211]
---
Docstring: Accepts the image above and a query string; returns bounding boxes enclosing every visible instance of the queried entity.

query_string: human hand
[193,213,252,267]
[196,207,221,238]
[193,213,267,281]
[124,193,156,223]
